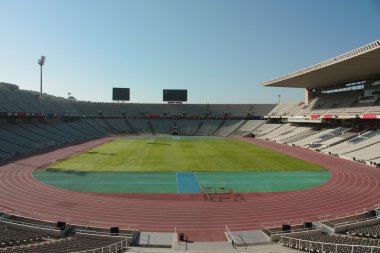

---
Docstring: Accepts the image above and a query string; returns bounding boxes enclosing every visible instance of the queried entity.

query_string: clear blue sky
[0,0,379,103]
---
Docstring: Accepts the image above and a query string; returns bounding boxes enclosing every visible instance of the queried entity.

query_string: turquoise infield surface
[33,171,331,194]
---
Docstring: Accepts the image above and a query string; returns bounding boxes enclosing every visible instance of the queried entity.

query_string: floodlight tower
[38,56,46,97]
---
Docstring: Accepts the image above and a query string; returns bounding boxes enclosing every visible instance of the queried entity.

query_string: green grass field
[35,137,329,193]
[42,137,325,172]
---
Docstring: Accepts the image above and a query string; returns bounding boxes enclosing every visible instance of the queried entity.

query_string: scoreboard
[112,88,130,101]
[163,89,187,102]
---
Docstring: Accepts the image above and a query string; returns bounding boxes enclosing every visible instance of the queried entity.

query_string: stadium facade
[0,39,380,252]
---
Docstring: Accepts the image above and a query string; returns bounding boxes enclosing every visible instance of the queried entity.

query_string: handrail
[259,204,380,232]
[73,239,128,253]
[318,207,375,223]
[334,214,380,227]
[237,234,248,249]
[260,218,308,230]
[280,235,380,252]
[262,226,320,235]
[0,216,134,238]
[225,225,237,248]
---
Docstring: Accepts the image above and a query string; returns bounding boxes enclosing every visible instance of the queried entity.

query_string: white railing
[225,226,248,249]
[318,206,378,224]
[261,218,308,231]
[73,239,128,253]
[0,215,136,238]
[261,224,319,236]
[280,236,380,253]
[334,214,380,227]
[257,203,380,229]
[225,225,237,248]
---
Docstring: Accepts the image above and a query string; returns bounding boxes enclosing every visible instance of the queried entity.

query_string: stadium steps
[0,124,42,145]
[147,121,156,135]
[229,120,248,136]
[341,139,380,156]
[48,123,84,141]
[254,123,284,137]
[370,156,380,162]
[313,221,335,234]
[125,119,139,134]
[0,136,33,153]
[102,118,123,134]
[193,121,204,135]
[282,129,320,144]
[90,118,118,135]
[74,121,105,137]
[235,120,267,137]
[82,119,109,136]
[211,120,226,135]
[317,131,358,151]
[65,122,95,139]
[15,123,59,146]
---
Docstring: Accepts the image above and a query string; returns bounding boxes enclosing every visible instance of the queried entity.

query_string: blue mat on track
[176,172,201,193]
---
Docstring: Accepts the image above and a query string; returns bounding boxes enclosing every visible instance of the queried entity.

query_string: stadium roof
[262,39,380,89]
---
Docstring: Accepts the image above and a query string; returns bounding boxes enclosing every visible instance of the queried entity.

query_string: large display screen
[112,88,130,101]
[163,89,187,102]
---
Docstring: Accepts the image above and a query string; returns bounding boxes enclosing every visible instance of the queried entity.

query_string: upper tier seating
[267,102,301,117]
[0,89,80,115]
[291,89,380,118]
[0,87,275,117]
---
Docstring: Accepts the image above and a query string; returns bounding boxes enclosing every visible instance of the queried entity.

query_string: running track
[0,137,380,242]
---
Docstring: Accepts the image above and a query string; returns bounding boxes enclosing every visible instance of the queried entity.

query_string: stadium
[0,36,380,253]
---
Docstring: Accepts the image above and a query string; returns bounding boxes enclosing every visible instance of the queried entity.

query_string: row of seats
[267,89,380,118]
[96,118,246,136]
[0,89,78,115]
[281,233,380,253]
[0,227,49,248]
[0,226,126,253]
[0,120,108,161]
[0,87,275,117]
[0,237,125,253]
[323,130,380,155]
[3,83,380,119]
[1,117,377,164]
[267,102,302,117]
[0,119,266,161]
[254,122,380,165]
[347,224,380,239]
[73,102,273,118]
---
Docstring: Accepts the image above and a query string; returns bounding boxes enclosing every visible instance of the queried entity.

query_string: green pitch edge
[33,171,331,194]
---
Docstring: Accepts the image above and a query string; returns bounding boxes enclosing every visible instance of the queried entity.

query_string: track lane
[0,137,380,241]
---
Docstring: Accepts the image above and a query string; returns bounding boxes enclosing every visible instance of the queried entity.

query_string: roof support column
[305,88,312,105]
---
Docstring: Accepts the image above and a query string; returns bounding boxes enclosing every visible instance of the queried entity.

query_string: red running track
[0,137,380,242]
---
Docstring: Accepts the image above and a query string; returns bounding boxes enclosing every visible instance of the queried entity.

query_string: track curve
[0,137,380,241]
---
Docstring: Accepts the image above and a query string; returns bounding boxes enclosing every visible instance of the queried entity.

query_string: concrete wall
[271,229,321,242]
[334,217,380,233]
